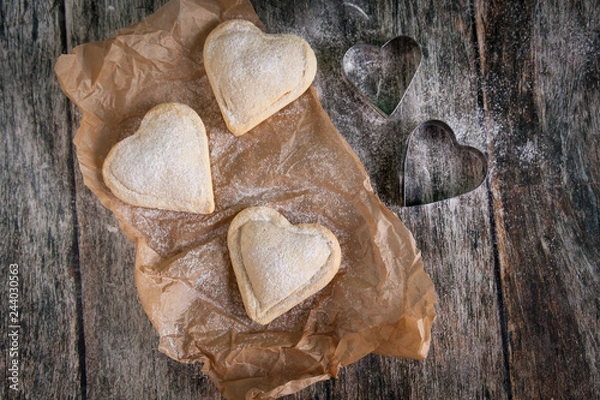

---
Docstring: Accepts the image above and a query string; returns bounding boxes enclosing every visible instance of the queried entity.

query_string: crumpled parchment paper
[55,0,437,398]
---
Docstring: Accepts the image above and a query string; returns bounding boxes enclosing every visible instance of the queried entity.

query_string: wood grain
[0,0,83,398]
[476,0,600,398]
[1,0,598,398]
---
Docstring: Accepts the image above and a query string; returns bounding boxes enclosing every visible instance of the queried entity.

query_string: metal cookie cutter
[403,120,488,206]
[342,35,422,117]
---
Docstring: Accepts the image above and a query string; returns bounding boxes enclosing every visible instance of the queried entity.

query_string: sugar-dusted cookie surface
[204,19,317,136]
[227,206,341,325]
[102,103,215,214]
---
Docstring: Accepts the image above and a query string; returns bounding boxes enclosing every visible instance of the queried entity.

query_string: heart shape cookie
[227,207,341,325]
[204,19,317,136]
[403,120,487,206]
[343,36,421,116]
[102,103,215,214]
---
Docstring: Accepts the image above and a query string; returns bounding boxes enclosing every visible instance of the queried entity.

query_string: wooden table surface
[2,0,599,398]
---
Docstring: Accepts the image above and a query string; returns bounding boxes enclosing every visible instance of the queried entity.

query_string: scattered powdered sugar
[517,139,540,166]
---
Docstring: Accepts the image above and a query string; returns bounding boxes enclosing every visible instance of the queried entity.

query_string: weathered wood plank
[253,0,507,399]
[65,0,217,398]
[476,0,600,397]
[0,0,83,398]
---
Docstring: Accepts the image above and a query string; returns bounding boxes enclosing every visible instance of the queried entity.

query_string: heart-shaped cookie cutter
[403,120,488,206]
[342,35,422,117]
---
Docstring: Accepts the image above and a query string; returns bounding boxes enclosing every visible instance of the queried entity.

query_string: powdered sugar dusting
[103,103,214,214]
[240,221,330,308]
[204,20,316,134]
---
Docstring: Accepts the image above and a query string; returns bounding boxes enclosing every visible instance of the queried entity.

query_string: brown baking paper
[55,0,436,398]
